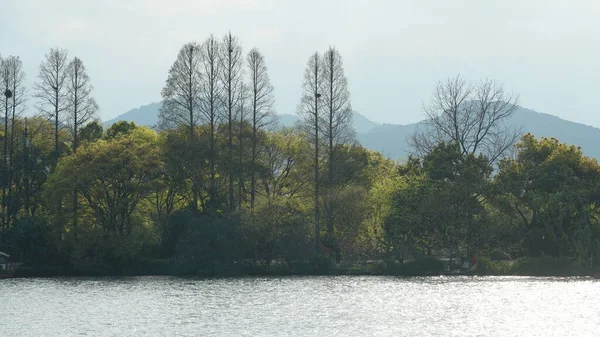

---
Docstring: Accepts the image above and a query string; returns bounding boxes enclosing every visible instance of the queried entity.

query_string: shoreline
[7,257,600,279]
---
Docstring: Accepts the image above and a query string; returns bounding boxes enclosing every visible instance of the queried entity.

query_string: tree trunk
[72,70,79,240]
[23,123,29,217]
[250,109,257,209]
[1,97,8,229]
[7,90,17,227]
[188,56,199,214]
[228,53,235,211]
[238,116,244,209]
[314,89,320,255]
[54,96,59,169]
[327,88,334,239]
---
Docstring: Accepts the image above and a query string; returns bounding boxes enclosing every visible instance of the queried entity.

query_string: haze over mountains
[103,103,600,161]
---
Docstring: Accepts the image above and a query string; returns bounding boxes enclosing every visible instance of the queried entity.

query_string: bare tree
[2,56,27,228]
[35,48,70,167]
[320,46,354,246]
[1,55,9,228]
[66,56,98,239]
[159,42,202,139]
[410,75,520,164]
[297,51,324,254]
[220,33,243,211]
[159,42,203,212]
[198,35,223,213]
[247,47,275,208]
[66,57,98,152]
[237,82,249,209]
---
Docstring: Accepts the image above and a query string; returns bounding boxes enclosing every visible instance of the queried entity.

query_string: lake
[1,276,599,336]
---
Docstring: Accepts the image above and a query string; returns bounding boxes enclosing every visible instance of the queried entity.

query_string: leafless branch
[410,75,520,164]
[66,57,99,151]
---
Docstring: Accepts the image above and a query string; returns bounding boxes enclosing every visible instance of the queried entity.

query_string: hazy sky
[1,0,599,126]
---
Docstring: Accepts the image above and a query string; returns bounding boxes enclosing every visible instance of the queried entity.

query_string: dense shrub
[174,213,243,275]
[0,216,59,266]
[473,257,511,275]
[385,256,446,276]
[511,257,591,276]
[312,254,335,274]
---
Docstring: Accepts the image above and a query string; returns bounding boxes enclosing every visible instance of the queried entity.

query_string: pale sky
[1,0,599,126]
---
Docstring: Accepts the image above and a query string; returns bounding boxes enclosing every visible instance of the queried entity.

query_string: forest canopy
[1,37,599,276]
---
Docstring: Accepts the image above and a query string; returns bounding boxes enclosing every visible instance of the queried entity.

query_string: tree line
[1,35,599,276]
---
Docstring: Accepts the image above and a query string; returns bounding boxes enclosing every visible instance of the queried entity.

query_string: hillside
[348,107,600,160]
[103,102,162,128]
[351,107,600,160]
[103,103,600,161]
[105,103,380,134]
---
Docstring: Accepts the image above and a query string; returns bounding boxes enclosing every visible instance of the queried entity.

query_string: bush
[336,261,386,275]
[68,227,155,275]
[174,213,243,276]
[312,254,335,274]
[385,256,446,276]
[1,216,59,266]
[474,257,511,275]
[240,200,313,270]
[286,260,314,275]
[511,256,590,276]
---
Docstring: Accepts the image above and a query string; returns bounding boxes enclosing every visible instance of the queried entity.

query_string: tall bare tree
[159,42,202,139]
[159,42,203,212]
[66,57,98,152]
[320,46,354,247]
[237,82,249,208]
[1,56,27,228]
[66,56,98,238]
[298,52,324,254]
[198,35,223,213]
[1,55,9,228]
[35,48,70,168]
[220,33,243,211]
[410,75,520,164]
[247,47,275,208]
[4,56,26,153]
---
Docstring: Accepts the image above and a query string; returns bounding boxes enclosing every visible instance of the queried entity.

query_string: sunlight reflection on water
[1,275,599,336]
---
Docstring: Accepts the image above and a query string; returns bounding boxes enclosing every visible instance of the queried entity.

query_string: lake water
[1,276,599,336]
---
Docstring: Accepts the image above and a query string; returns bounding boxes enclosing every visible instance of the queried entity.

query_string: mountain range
[103,103,600,161]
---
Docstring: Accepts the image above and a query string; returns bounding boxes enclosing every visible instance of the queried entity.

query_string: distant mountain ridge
[103,102,600,161]
[104,103,381,134]
[103,102,162,128]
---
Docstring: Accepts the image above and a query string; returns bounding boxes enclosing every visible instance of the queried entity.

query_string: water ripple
[1,276,599,336]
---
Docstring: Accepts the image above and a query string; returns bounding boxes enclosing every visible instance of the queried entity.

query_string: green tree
[7,117,63,220]
[105,120,136,139]
[47,127,162,237]
[79,121,103,144]
[0,216,58,266]
[386,143,492,259]
[242,197,312,270]
[259,128,311,201]
[495,134,600,264]
[175,212,242,275]
[151,127,205,252]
